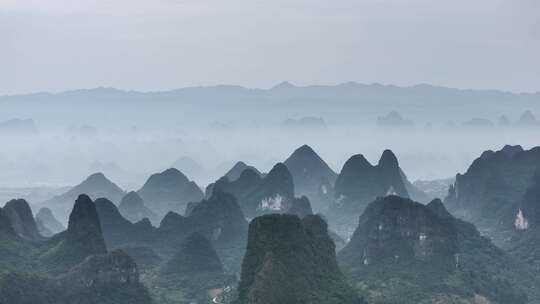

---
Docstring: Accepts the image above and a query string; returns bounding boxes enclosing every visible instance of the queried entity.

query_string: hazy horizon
[2,0,539,95]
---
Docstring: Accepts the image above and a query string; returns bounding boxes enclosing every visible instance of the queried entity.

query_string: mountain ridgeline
[3,144,540,303]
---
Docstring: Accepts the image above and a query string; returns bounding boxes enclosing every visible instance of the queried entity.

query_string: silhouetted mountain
[239,163,295,217]
[94,197,157,250]
[376,111,414,127]
[329,150,426,236]
[160,190,249,272]
[118,191,158,225]
[506,172,540,276]
[498,114,511,126]
[234,214,363,304]
[41,194,107,273]
[444,145,540,237]
[207,168,262,202]
[35,207,65,237]
[137,168,204,217]
[284,144,337,212]
[224,161,262,182]
[0,118,37,135]
[43,172,125,223]
[3,199,43,241]
[518,110,539,126]
[155,233,233,303]
[339,195,538,304]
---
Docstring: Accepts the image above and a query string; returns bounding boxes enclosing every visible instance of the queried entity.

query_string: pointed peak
[378,149,399,168]
[295,144,316,155]
[344,154,373,169]
[68,194,99,228]
[426,198,452,218]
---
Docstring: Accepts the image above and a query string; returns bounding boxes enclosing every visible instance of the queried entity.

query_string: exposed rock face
[43,172,125,223]
[234,214,363,304]
[3,199,43,241]
[35,207,65,235]
[42,194,107,273]
[339,195,538,304]
[376,111,414,127]
[241,163,295,217]
[118,191,158,225]
[329,150,426,237]
[506,172,540,275]
[137,168,204,217]
[444,145,540,235]
[283,144,337,212]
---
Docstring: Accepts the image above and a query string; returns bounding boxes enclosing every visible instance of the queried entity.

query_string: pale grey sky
[1,0,539,94]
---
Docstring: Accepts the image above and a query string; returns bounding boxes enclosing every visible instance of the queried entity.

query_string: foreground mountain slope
[234,214,364,304]
[339,195,539,304]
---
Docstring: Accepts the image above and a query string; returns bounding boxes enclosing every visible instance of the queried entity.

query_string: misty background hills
[0,82,539,192]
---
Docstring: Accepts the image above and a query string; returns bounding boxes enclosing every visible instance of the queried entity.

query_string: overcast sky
[1,0,539,94]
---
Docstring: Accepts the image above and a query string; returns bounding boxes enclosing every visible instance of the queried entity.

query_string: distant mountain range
[2,83,539,124]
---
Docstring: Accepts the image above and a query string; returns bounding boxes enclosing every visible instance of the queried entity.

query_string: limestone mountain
[158,190,249,272]
[239,163,295,217]
[41,194,107,273]
[3,199,43,241]
[118,191,159,225]
[207,168,262,202]
[43,172,125,223]
[505,172,540,277]
[137,168,204,217]
[283,144,337,212]
[444,145,540,237]
[94,197,157,249]
[234,214,363,304]
[339,195,539,304]
[154,233,233,303]
[224,161,262,182]
[35,207,65,237]
[328,150,422,236]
